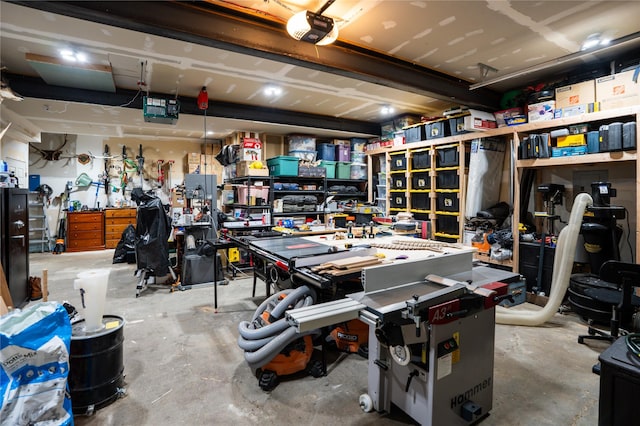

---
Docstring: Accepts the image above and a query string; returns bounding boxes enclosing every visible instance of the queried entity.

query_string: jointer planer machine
[285,250,518,425]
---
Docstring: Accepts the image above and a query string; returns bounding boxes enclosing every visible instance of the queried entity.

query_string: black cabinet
[518,241,555,295]
[1,188,30,308]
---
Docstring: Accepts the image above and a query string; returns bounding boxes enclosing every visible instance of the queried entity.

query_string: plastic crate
[411,150,431,170]
[267,156,299,176]
[426,120,450,139]
[350,163,367,180]
[351,138,367,152]
[390,154,407,171]
[411,172,430,190]
[436,170,459,189]
[288,135,316,151]
[411,193,430,210]
[404,124,426,143]
[436,145,459,167]
[289,150,317,161]
[320,160,337,178]
[436,192,459,212]
[336,144,350,161]
[317,143,336,161]
[376,185,387,199]
[336,162,351,179]
[448,117,469,136]
[390,193,407,209]
[436,214,459,234]
[391,175,407,189]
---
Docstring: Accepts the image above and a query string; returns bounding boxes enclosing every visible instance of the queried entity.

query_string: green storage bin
[267,156,299,176]
[320,160,336,179]
[336,162,351,179]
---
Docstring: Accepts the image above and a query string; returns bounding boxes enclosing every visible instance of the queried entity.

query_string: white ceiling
[1,0,639,143]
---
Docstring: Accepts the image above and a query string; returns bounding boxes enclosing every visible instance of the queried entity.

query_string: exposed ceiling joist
[11,0,501,111]
[5,73,381,136]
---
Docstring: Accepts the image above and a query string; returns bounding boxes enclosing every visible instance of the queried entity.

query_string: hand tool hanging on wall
[136,144,144,187]
[157,160,164,188]
[103,144,111,206]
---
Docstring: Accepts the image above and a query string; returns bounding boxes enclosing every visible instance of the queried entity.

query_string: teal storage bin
[336,162,351,179]
[320,160,336,178]
[267,156,299,176]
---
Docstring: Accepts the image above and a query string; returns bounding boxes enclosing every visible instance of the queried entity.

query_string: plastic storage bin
[436,170,459,189]
[391,175,407,189]
[267,156,299,176]
[411,150,431,170]
[404,124,426,143]
[436,192,459,212]
[320,160,337,178]
[351,138,367,152]
[336,162,351,179]
[436,145,459,167]
[336,144,350,161]
[376,185,387,200]
[411,193,430,210]
[390,154,407,171]
[436,214,459,235]
[390,193,407,209]
[288,150,317,161]
[350,163,367,180]
[288,135,316,152]
[411,172,430,190]
[317,143,336,161]
[351,151,365,163]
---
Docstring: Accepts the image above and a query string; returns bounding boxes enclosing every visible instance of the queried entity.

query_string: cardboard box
[241,137,262,161]
[528,101,555,122]
[555,80,595,109]
[188,163,200,174]
[493,107,523,127]
[463,109,497,131]
[187,152,201,164]
[554,103,600,118]
[557,134,586,147]
[236,160,269,177]
[596,70,640,110]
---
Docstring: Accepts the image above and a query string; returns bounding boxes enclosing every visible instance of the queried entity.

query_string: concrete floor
[25,249,608,426]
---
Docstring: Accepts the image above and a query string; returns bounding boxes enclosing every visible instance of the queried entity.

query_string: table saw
[285,251,518,425]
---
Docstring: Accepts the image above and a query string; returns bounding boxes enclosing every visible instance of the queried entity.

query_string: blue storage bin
[317,143,336,161]
[29,175,41,191]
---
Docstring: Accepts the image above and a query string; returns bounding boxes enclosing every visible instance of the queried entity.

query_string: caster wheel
[306,359,325,378]
[359,393,373,413]
[258,370,279,392]
[588,328,596,336]
[357,344,369,359]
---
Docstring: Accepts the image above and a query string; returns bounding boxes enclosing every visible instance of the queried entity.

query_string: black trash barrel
[69,315,125,415]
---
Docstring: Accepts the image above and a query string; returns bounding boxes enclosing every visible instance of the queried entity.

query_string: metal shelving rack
[28,191,51,252]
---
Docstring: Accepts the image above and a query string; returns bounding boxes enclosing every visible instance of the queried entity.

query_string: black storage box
[598,335,640,426]
[436,145,459,167]
[411,150,431,170]
[426,120,450,139]
[391,175,407,189]
[435,214,459,235]
[448,116,468,136]
[390,193,407,209]
[622,122,636,150]
[436,170,460,189]
[436,191,459,212]
[411,172,431,190]
[519,241,555,294]
[404,124,426,143]
[390,154,407,171]
[607,122,623,151]
[411,193,430,210]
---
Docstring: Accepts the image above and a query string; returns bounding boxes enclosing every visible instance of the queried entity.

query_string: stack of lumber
[310,255,382,277]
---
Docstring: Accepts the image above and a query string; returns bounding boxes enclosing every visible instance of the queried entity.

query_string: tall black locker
[0,188,30,308]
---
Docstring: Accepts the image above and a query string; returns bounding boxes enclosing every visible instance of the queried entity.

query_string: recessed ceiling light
[60,48,88,63]
[264,86,282,96]
[381,105,395,115]
[206,131,214,135]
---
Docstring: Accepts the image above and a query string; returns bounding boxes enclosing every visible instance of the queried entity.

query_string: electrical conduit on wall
[496,192,594,326]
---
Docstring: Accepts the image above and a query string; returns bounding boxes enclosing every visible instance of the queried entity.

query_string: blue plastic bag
[1,302,74,425]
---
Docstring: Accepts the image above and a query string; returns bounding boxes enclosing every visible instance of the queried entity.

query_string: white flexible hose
[496,192,593,326]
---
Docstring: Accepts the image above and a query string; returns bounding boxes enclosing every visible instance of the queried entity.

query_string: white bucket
[74,269,111,332]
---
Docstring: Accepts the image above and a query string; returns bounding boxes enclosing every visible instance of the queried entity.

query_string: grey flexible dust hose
[496,192,593,326]
[238,285,318,370]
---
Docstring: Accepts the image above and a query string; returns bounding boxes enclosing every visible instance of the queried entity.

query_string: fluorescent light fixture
[60,49,88,63]
[287,10,338,46]
[206,131,214,135]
